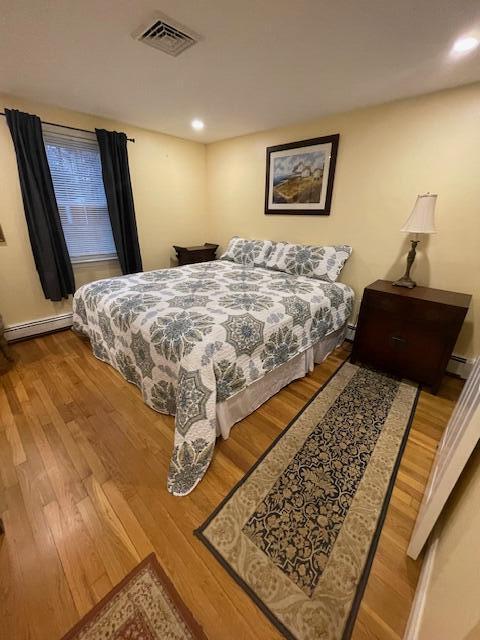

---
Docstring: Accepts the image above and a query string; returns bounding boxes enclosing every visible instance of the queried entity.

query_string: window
[43,127,117,263]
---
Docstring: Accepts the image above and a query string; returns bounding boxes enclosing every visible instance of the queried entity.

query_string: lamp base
[393,239,419,289]
[392,276,416,289]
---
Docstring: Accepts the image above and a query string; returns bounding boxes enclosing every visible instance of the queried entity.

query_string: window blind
[43,128,117,263]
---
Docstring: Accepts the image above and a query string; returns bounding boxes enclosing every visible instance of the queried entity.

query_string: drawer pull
[391,335,407,345]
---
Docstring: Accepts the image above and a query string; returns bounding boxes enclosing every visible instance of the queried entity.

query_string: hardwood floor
[0,330,462,640]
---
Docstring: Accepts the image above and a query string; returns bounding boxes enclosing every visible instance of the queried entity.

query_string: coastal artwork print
[265,134,339,215]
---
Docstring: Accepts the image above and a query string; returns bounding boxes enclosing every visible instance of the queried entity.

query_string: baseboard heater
[4,312,74,342]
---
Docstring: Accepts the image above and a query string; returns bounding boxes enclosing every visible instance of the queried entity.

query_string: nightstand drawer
[364,291,459,328]
[363,292,400,315]
[353,314,445,384]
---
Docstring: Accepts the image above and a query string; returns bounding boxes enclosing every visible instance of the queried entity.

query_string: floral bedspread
[72,260,354,495]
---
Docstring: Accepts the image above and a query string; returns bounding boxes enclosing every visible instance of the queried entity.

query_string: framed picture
[264,134,339,215]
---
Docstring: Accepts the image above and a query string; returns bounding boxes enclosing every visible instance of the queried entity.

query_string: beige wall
[205,83,480,358]
[416,443,480,640]
[0,93,207,327]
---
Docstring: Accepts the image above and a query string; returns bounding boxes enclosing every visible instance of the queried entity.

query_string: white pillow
[265,242,352,282]
[220,237,275,267]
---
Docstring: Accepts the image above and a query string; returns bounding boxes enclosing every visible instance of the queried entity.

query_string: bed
[72,239,354,495]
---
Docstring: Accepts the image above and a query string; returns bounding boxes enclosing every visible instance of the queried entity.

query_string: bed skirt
[215,324,347,438]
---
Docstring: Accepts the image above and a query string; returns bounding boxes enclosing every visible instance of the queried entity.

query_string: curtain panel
[95,129,143,274]
[5,109,75,300]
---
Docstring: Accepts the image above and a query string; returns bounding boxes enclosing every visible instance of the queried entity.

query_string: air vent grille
[133,13,200,57]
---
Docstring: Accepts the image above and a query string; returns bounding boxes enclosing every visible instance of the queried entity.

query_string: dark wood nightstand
[173,243,219,266]
[351,280,471,393]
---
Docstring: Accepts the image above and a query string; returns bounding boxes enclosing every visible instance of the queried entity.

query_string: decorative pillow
[220,237,275,267]
[265,242,352,282]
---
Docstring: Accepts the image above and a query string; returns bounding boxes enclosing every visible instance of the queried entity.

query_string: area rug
[196,362,419,640]
[61,553,207,640]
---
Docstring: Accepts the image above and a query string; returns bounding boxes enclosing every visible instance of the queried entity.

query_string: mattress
[72,260,354,495]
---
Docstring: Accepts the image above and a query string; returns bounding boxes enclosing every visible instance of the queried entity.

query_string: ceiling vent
[133,12,201,57]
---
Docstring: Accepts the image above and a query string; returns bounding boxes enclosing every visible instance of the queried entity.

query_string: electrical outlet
[0,224,5,243]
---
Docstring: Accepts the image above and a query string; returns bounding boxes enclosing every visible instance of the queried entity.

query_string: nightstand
[173,243,219,266]
[351,280,471,393]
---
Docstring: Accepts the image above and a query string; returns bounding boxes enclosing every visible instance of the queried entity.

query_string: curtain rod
[0,111,135,143]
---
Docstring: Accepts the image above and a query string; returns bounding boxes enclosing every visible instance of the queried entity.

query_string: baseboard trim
[404,531,439,640]
[346,323,472,379]
[4,312,73,342]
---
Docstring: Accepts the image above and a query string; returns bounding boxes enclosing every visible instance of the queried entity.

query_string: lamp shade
[400,194,437,234]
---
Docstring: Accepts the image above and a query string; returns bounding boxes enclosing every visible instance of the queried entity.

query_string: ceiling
[1,0,479,142]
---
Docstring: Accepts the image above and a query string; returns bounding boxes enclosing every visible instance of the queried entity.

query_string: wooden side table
[351,280,471,393]
[173,243,218,266]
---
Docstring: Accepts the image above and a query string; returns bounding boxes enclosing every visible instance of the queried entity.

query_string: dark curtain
[5,109,75,300]
[95,129,143,274]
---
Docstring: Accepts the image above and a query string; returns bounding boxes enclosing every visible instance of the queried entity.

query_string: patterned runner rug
[196,362,419,640]
[61,553,207,640]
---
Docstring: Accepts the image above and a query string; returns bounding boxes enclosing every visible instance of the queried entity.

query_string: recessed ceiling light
[452,36,479,55]
[191,119,204,131]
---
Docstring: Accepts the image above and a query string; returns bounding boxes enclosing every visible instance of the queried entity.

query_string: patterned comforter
[72,260,354,495]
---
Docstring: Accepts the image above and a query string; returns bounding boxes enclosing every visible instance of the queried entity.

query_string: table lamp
[393,193,437,289]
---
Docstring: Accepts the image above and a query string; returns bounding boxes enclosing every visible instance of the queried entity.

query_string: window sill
[71,255,118,265]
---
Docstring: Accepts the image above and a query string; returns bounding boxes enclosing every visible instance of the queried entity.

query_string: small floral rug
[61,554,207,640]
[196,362,419,640]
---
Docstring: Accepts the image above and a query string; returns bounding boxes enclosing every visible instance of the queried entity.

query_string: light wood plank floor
[0,331,462,640]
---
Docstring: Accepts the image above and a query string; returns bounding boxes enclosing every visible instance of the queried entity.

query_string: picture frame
[264,134,339,216]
